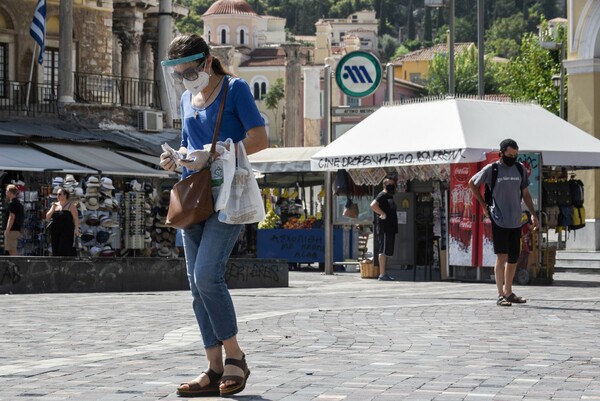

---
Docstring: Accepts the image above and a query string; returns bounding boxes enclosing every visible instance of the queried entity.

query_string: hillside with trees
[175,0,564,57]
[174,0,567,115]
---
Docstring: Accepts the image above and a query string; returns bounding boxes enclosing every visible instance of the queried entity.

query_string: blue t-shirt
[179,76,264,177]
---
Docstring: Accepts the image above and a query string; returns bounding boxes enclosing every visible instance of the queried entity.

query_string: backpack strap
[490,162,499,194]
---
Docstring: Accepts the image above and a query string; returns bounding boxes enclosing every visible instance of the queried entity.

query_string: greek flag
[29,0,46,64]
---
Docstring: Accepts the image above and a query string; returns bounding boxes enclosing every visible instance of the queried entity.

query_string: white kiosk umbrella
[311,98,600,171]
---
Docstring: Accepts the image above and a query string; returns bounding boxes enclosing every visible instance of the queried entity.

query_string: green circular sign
[335,51,382,98]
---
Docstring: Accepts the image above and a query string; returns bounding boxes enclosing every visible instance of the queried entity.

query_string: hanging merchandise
[568,178,584,207]
[342,198,359,219]
[334,169,351,195]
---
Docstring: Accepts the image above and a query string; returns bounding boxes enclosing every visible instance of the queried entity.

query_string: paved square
[2,271,600,400]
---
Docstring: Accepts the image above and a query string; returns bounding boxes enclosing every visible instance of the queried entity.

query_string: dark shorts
[491,220,521,264]
[377,231,395,257]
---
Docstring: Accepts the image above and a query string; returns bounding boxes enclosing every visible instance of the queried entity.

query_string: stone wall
[0,257,288,293]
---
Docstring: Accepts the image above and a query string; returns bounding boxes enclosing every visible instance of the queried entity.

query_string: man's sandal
[506,293,527,304]
[176,368,222,397]
[497,295,512,307]
[220,354,251,397]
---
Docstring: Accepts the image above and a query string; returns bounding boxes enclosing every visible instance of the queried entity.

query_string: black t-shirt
[8,198,24,231]
[374,191,398,234]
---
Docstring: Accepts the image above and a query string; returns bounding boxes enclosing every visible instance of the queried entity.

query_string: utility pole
[477,0,484,99]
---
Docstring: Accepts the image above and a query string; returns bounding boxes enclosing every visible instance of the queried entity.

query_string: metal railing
[0,80,58,115]
[74,73,161,108]
[0,74,162,115]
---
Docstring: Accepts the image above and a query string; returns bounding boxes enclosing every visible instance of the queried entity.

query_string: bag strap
[209,77,230,156]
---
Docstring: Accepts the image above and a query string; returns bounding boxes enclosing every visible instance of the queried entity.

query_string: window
[217,25,230,45]
[42,47,59,102]
[409,72,422,84]
[236,26,249,46]
[251,76,268,100]
[0,43,6,98]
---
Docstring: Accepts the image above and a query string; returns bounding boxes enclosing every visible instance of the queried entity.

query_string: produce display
[257,187,323,229]
[258,209,280,229]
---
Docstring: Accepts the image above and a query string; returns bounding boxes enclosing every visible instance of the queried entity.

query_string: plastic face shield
[160,52,206,120]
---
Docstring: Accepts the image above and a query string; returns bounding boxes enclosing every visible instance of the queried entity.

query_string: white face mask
[183,64,210,96]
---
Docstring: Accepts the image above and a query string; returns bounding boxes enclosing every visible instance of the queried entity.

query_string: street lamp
[539,26,566,120]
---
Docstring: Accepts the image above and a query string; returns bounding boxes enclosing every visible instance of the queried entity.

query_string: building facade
[565,0,600,251]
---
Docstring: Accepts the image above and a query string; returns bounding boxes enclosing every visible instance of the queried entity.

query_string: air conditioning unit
[138,111,163,132]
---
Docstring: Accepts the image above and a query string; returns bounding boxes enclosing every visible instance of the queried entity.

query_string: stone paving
[2,270,600,401]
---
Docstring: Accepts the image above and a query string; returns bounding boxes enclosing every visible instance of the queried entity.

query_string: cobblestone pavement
[2,271,600,401]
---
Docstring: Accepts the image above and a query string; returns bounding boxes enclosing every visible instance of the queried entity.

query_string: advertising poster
[449,163,479,267]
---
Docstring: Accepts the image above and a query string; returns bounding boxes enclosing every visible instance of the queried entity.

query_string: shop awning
[249,146,323,173]
[311,98,600,170]
[0,144,96,173]
[116,150,161,168]
[33,143,173,178]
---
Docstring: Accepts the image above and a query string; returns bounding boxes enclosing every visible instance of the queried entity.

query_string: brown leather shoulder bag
[166,78,229,229]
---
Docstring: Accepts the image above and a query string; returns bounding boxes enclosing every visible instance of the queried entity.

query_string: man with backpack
[469,139,539,306]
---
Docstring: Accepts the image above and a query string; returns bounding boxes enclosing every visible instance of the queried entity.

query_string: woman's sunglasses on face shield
[171,60,207,84]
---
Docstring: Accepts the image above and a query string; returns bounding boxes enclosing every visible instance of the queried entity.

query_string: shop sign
[335,51,382,98]
[332,106,378,117]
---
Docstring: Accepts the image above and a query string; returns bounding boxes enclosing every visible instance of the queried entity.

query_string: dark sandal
[220,354,251,397]
[497,295,512,307]
[177,368,222,397]
[506,293,527,304]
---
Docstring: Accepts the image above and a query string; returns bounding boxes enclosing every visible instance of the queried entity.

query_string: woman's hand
[178,149,212,170]
[159,151,177,172]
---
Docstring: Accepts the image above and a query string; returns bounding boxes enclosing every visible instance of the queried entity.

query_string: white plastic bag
[207,138,236,212]
[218,141,266,224]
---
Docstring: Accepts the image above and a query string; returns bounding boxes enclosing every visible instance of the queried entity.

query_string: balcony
[0,74,162,116]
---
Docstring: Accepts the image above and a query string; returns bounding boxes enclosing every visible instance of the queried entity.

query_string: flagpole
[25,42,38,114]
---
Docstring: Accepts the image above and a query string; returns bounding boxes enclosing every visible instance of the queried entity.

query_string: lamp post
[540,27,566,120]
[425,0,455,95]
[557,41,566,120]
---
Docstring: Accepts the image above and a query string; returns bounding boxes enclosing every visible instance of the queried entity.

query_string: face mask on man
[183,63,210,96]
[502,154,517,167]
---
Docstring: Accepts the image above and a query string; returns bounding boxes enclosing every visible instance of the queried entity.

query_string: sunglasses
[58,193,66,196]
[171,61,206,84]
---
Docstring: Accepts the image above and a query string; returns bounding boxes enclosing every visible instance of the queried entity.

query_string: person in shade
[159,33,267,398]
[45,188,80,256]
[469,138,538,307]
[4,184,24,256]
[370,176,398,281]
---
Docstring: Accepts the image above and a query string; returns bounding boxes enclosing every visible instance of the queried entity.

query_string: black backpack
[568,179,584,207]
[484,162,525,206]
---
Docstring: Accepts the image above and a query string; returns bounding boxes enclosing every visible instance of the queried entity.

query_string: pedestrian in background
[45,189,80,257]
[469,138,538,306]
[370,176,398,281]
[159,33,267,397]
[4,184,24,256]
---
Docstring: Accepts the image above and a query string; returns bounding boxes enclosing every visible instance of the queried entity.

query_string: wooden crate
[360,260,379,279]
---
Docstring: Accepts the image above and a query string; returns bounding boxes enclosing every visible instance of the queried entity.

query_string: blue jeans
[182,212,242,348]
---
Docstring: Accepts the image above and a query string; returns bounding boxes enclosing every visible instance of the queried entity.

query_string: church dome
[203,0,257,16]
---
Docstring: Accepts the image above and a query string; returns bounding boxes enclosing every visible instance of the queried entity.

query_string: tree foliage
[426,44,507,96]
[499,32,561,115]
[265,78,285,111]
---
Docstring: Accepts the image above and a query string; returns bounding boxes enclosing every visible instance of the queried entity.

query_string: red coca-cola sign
[453,166,471,183]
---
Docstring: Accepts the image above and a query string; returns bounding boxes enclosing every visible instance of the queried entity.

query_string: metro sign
[335,51,382,98]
